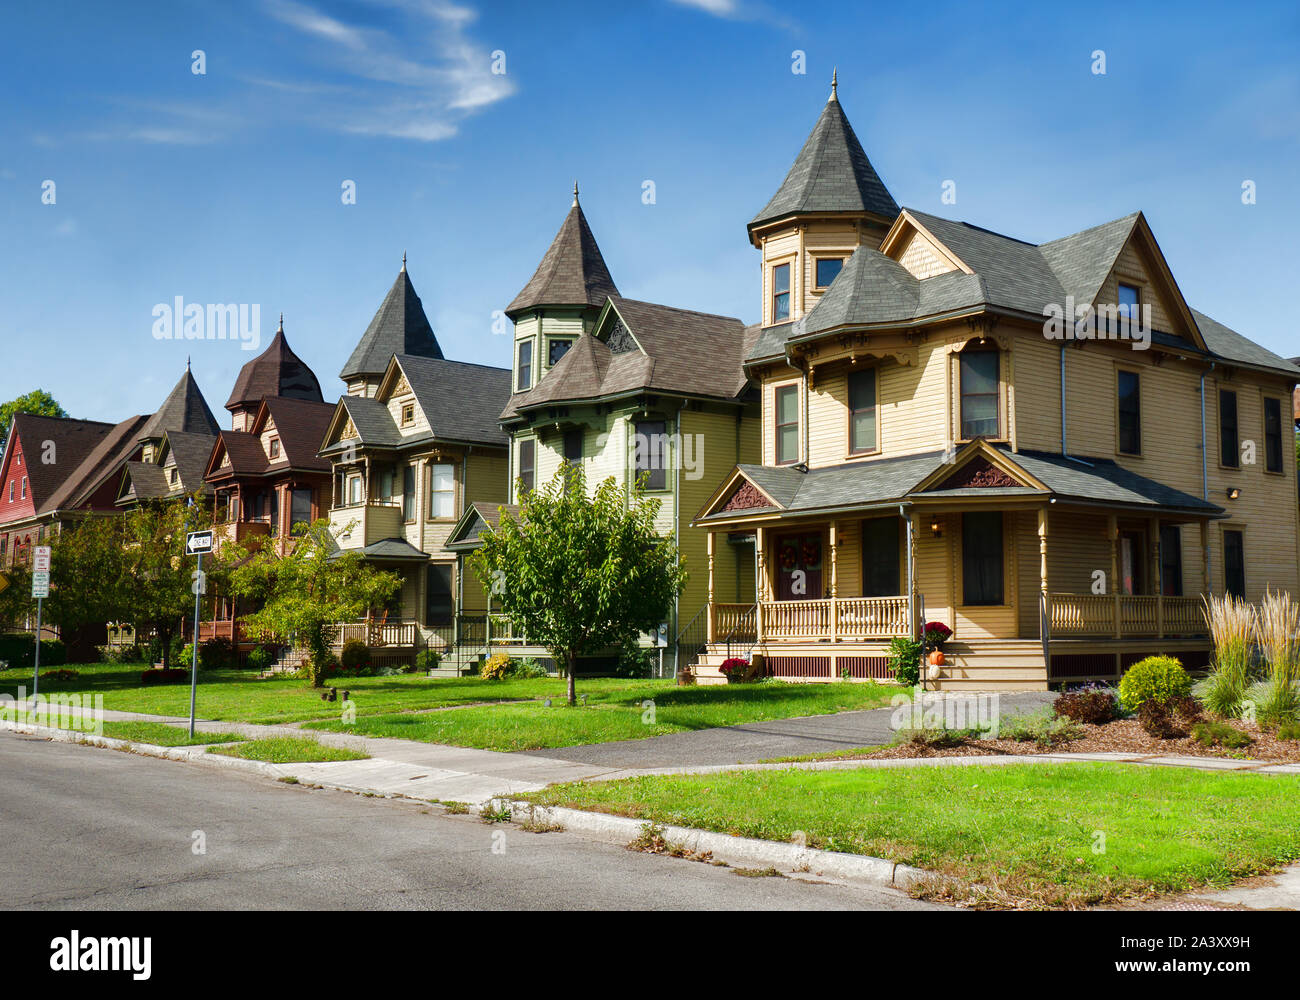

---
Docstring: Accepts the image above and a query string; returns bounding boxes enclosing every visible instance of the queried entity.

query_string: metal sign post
[31,547,51,698]
[185,531,213,739]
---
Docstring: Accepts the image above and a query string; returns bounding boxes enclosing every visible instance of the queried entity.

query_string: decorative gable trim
[934,456,1021,490]
[720,480,771,512]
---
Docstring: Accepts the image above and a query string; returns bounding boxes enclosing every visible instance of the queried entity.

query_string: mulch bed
[864,718,1300,765]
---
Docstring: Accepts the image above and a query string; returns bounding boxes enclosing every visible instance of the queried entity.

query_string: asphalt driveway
[522,690,1057,768]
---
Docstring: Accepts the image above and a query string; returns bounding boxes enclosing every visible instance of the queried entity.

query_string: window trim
[1218,387,1240,470]
[1115,366,1143,457]
[427,461,457,521]
[268,437,281,459]
[633,419,670,493]
[401,463,416,522]
[516,338,534,392]
[400,402,415,427]
[517,438,536,496]
[1222,525,1246,599]
[813,255,846,291]
[773,381,800,466]
[770,260,792,324]
[846,365,879,457]
[1262,395,1285,475]
[957,346,1003,442]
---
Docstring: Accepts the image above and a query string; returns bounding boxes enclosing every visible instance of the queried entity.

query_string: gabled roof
[1,413,116,516]
[445,501,520,552]
[1192,309,1300,378]
[396,355,511,447]
[117,461,171,504]
[340,263,444,381]
[1037,213,1141,307]
[506,193,619,318]
[503,295,749,418]
[325,395,402,451]
[138,367,220,441]
[697,441,1223,524]
[749,81,899,236]
[42,414,151,513]
[205,430,270,479]
[226,322,323,410]
[256,397,335,472]
[161,430,219,493]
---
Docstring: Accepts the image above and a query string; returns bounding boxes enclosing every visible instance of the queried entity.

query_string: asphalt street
[0,731,937,911]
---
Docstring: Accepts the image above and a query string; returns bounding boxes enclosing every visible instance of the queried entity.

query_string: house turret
[340,255,444,397]
[749,72,899,327]
[225,315,324,430]
[137,362,220,463]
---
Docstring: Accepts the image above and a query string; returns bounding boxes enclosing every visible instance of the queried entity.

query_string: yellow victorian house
[693,78,1300,690]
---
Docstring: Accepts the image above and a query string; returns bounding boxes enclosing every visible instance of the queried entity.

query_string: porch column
[1149,515,1163,637]
[706,531,716,643]
[907,512,919,638]
[755,526,766,644]
[1038,506,1049,641]
[1108,513,1120,638]
[829,521,838,642]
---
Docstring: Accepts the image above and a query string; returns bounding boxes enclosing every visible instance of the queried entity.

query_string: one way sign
[186,530,214,555]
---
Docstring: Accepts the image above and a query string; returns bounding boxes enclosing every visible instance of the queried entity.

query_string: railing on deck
[334,620,419,648]
[1048,593,1206,638]
[709,596,911,643]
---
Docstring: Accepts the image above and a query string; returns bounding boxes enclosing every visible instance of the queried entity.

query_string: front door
[775,532,824,600]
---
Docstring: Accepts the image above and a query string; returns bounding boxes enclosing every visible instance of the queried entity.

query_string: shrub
[481,652,515,681]
[895,726,975,750]
[1278,721,1300,742]
[100,644,143,665]
[40,668,79,682]
[140,668,188,686]
[613,645,654,679]
[513,656,548,679]
[0,634,66,669]
[1201,593,1255,717]
[1254,590,1300,728]
[1138,695,1200,739]
[414,649,442,673]
[886,636,923,687]
[998,709,1085,749]
[178,643,195,667]
[245,646,273,672]
[340,639,372,673]
[1118,655,1192,711]
[1191,720,1253,750]
[199,637,235,670]
[1054,685,1120,725]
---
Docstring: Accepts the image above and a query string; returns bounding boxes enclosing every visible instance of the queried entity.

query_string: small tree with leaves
[0,390,67,457]
[470,466,687,706]
[231,519,400,687]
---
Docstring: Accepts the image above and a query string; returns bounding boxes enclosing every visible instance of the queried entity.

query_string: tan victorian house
[694,78,1300,690]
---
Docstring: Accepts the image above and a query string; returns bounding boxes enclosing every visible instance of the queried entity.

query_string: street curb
[490,796,932,891]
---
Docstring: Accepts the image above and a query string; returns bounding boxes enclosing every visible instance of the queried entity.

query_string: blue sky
[1,0,1296,423]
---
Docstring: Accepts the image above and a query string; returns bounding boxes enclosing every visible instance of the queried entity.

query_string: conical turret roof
[340,259,444,381]
[226,318,323,410]
[506,188,619,318]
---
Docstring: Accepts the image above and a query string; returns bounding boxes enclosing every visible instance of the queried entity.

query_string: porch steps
[930,640,1048,692]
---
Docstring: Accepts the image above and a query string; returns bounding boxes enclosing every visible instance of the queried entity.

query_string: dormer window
[815,257,844,289]
[400,403,415,427]
[168,468,179,486]
[771,263,791,322]
[269,438,281,459]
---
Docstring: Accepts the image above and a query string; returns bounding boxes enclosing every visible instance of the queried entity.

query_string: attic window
[20,477,27,499]
[169,468,179,486]
[815,258,844,289]
[269,438,281,459]
[401,403,415,427]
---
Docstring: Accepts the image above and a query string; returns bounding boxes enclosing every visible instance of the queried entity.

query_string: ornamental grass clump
[1252,589,1300,728]
[1199,593,1254,718]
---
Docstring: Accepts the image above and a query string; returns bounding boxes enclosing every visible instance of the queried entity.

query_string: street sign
[33,546,51,573]
[185,530,214,554]
[31,571,50,599]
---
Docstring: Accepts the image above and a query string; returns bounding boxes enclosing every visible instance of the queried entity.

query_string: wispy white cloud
[259,0,516,140]
[667,0,795,30]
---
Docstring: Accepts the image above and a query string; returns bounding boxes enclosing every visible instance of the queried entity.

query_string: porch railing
[334,620,419,648]
[1047,594,1206,638]
[747,596,911,642]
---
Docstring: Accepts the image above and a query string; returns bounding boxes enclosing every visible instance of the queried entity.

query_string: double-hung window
[1117,370,1141,455]
[960,350,999,439]
[429,463,455,519]
[775,385,799,465]
[848,368,877,455]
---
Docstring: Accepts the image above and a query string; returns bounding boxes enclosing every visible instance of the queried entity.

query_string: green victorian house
[461,187,760,671]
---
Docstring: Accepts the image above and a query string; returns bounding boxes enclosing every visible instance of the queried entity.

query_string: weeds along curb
[490,796,932,891]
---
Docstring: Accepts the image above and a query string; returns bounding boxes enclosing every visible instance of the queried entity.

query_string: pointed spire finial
[831,67,838,101]
[186,355,191,372]
[401,250,407,272]
[572,180,579,207]
[278,312,284,334]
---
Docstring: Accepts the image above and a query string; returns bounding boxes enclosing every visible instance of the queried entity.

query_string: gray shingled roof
[397,355,511,447]
[750,91,898,233]
[162,430,218,493]
[750,209,1297,380]
[117,461,170,503]
[345,537,430,562]
[226,325,323,410]
[702,445,1222,522]
[503,296,748,418]
[445,501,520,551]
[334,396,402,449]
[138,368,220,442]
[506,198,619,318]
[340,266,444,381]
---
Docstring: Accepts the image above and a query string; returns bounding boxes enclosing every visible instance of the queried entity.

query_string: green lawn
[303,679,900,751]
[208,737,369,763]
[100,721,246,747]
[524,763,1300,907]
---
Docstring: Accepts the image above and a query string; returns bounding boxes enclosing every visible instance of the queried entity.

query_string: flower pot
[928,649,945,666]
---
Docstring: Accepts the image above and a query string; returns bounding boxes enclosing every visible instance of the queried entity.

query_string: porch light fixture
[1226,487,1241,500]
[930,519,943,538]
